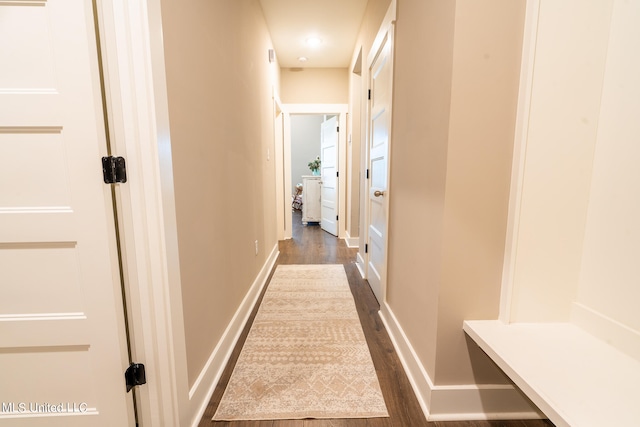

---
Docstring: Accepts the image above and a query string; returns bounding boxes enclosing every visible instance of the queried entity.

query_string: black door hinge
[368,89,371,100]
[336,171,339,178]
[366,169,370,179]
[102,156,127,184]
[125,363,146,392]
[337,126,340,132]
[336,215,339,221]
[365,243,368,253]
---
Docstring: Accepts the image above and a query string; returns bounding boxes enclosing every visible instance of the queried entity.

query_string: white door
[367,31,393,303]
[0,1,133,426]
[320,116,339,236]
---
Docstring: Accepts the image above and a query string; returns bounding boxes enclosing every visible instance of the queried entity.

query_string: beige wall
[386,0,526,388]
[386,0,455,381]
[280,68,349,104]
[160,0,279,387]
[436,0,527,384]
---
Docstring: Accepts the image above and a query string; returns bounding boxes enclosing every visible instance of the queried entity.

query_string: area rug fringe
[213,264,389,421]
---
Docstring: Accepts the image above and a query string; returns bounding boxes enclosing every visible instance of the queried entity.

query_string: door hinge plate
[102,156,127,184]
[125,363,146,392]
[365,243,368,253]
[366,169,369,179]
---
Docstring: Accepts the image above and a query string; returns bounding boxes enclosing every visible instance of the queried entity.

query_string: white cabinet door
[302,176,321,224]
[0,1,133,425]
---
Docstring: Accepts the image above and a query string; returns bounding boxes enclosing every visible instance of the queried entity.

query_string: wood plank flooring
[198,212,554,427]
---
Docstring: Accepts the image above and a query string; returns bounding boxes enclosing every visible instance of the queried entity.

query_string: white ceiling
[259,0,369,68]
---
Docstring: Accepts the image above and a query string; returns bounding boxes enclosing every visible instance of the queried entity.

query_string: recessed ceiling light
[305,37,322,47]
[298,56,308,63]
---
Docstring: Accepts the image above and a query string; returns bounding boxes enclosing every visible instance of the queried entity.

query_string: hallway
[197,212,553,426]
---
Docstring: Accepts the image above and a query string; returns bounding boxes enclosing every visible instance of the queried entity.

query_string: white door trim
[273,95,285,241]
[279,104,348,240]
[96,0,189,425]
[363,0,396,302]
[498,0,541,324]
[367,0,397,67]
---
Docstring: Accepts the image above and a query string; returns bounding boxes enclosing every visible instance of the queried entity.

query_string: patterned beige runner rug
[213,264,389,421]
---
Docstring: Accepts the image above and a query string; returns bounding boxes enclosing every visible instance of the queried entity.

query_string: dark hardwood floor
[198,211,553,427]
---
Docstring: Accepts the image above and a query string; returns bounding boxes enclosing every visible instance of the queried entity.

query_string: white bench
[463,320,640,427]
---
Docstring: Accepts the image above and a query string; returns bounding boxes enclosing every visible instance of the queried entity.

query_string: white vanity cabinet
[301,175,321,225]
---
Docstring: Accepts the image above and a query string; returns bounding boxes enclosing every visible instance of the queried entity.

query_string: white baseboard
[572,302,640,361]
[189,244,279,427]
[344,232,359,248]
[378,302,432,418]
[379,303,544,421]
[355,252,366,278]
[428,385,544,421]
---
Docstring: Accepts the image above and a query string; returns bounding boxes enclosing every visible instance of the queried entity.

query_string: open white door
[320,116,339,236]
[0,1,133,425]
[366,27,394,304]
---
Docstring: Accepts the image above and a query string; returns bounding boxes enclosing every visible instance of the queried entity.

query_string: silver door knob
[374,190,385,197]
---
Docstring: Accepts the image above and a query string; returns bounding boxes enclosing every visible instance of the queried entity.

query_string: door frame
[274,96,285,240]
[95,0,189,425]
[279,104,348,240]
[360,0,396,300]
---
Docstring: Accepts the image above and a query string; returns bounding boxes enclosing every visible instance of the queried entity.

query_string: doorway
[279,104,348,240]
[290,114,339,235]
